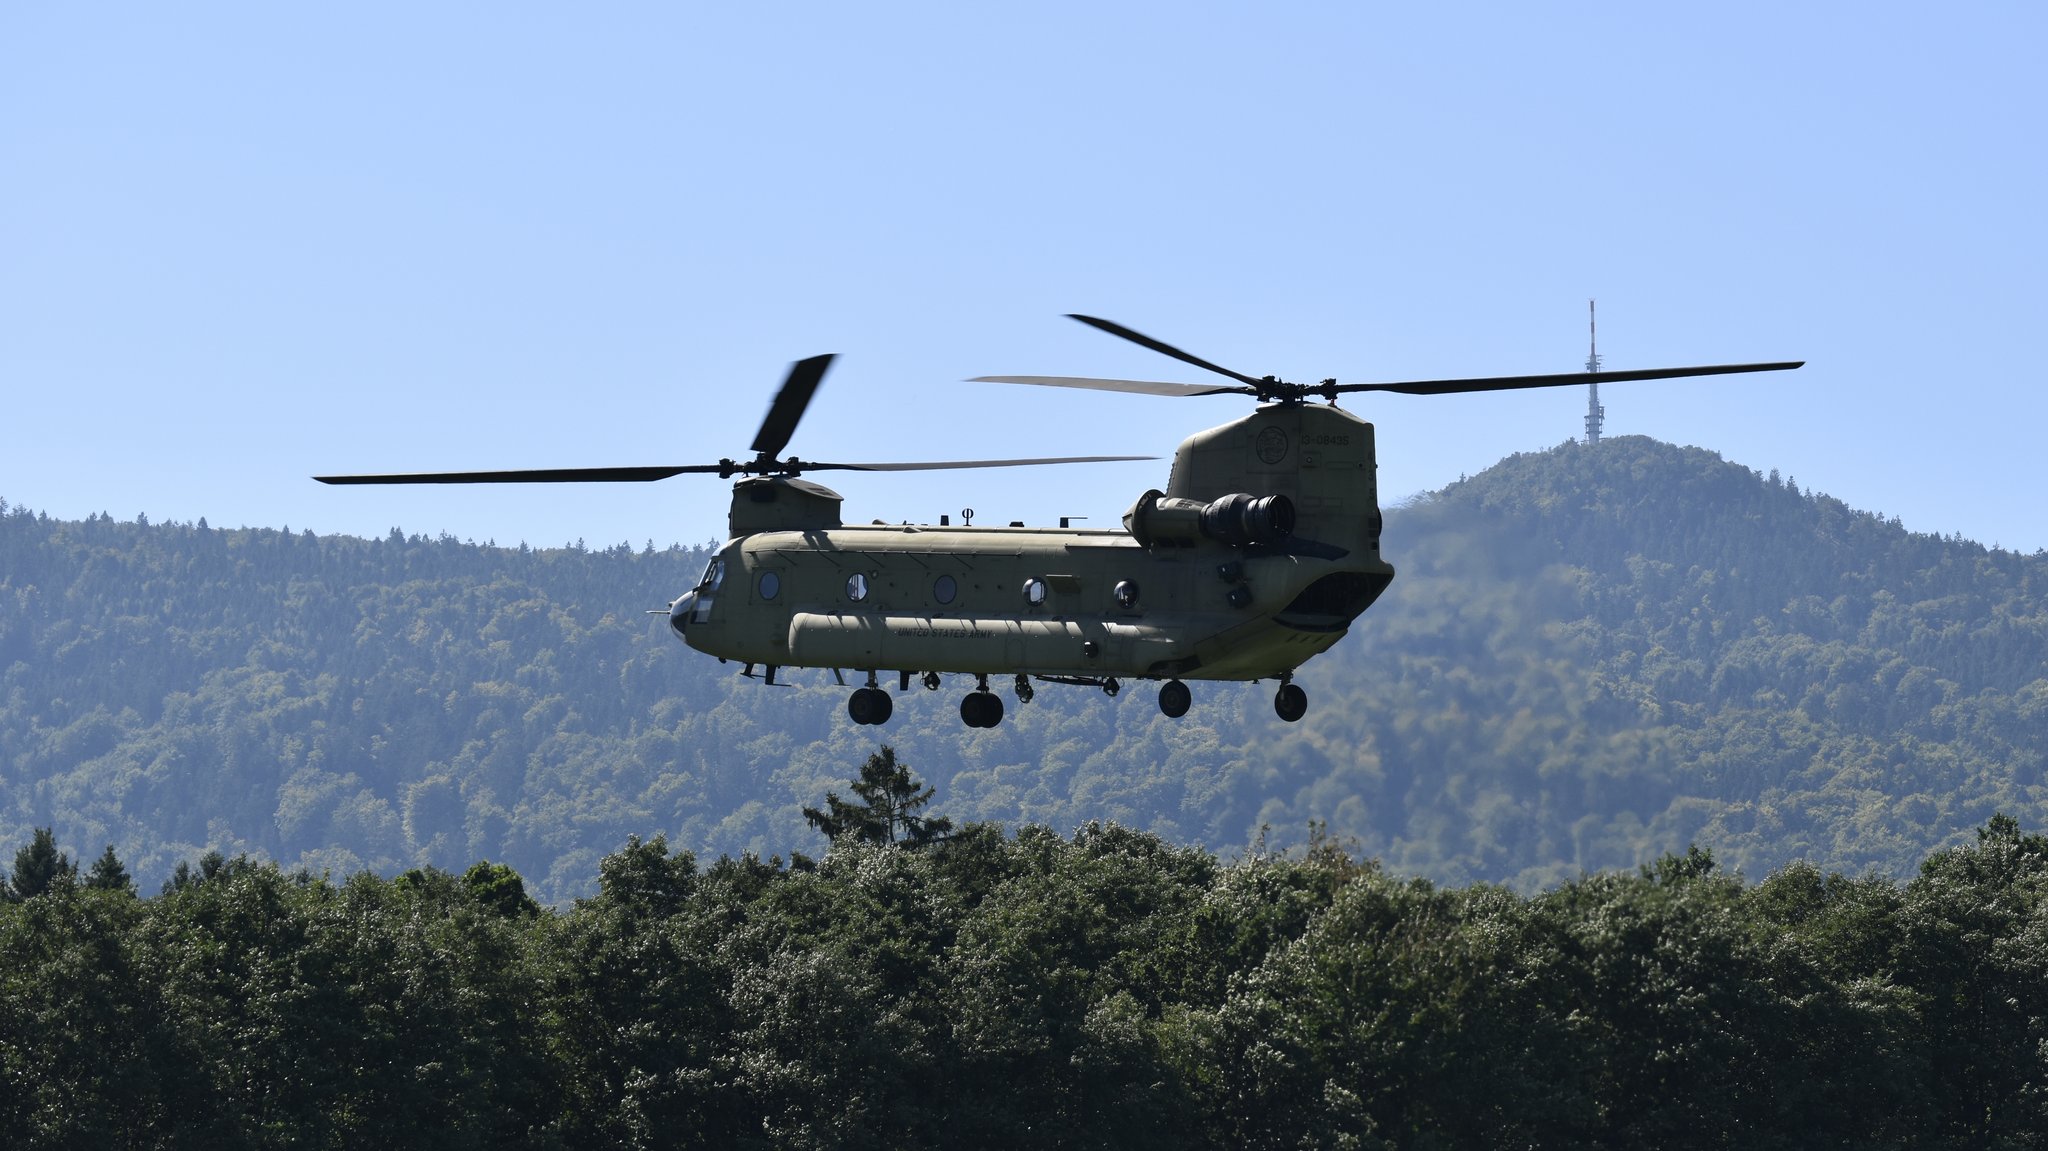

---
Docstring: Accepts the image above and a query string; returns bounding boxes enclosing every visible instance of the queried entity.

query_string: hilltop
[3,439,2043,899]
[1328,437,2047,886]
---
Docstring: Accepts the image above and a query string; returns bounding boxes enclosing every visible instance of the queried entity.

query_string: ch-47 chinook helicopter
[318,315,1800,727]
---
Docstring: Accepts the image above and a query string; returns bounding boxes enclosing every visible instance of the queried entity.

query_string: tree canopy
[4,819,2047,1146]
[4,436,2045,898]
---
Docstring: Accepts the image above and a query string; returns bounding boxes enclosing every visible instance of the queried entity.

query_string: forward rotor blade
[804,455,1157,472]
[315,455,1155,484]
[751,353,836,460]
[315,465,717,485]
[970,374,1247,398]
[1342,360,1804,396]
[1067,315,1268,389]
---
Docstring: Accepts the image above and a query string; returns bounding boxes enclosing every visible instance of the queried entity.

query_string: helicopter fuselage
[668,402,1395,699]
[317,311,1798,725]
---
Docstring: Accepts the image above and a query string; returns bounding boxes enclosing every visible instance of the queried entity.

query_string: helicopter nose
[668,591,695,639]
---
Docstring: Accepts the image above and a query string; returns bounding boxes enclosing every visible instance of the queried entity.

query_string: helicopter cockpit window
[698,559,726,592]
[933,574,958,605]
[1113,580,1140,609]
[1023,578,1048,606]
[846,573,869,602]
[758,571,780,600]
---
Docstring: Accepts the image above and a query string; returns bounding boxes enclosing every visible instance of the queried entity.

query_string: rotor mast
[1584,299,1605,446]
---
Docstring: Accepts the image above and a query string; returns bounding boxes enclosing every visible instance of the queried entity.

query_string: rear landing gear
[1274,680,1307,723]
[1158,679,1190,718]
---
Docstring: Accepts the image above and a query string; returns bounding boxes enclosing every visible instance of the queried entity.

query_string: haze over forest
[3,436,2044,902]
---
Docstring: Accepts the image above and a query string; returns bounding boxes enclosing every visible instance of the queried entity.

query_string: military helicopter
[318,315,1800,726]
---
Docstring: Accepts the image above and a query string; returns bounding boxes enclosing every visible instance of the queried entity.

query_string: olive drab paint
[322,314,1799,728]
[670,400,1395,703]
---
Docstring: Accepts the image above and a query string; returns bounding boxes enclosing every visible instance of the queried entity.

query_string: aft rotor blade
[970,374,1246,398]
[805,455,1157,472]
[1342,360,1805,397]
[1066,314,1269,389]
[315,465,718,485]
[750,353,836,460]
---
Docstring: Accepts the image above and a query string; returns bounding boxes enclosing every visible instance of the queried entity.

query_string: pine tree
[84,844,132,893]
[10,827,75,899]
[803,746,954,846]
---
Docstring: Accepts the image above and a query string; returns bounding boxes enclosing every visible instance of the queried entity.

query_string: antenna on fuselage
[1583,299,1605,445]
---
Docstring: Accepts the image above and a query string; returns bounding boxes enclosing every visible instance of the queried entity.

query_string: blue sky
[5,4,2042,555]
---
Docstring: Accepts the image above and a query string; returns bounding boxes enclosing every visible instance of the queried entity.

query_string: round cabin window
[846,572,869,602]
[1023,578,1048,606]
[933,574,957,605]
[758,571,780,600]
[1114,580,1140,609]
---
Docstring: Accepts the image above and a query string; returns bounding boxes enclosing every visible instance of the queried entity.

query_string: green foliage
[801,745,954,846]
[5,819,2048,1144]
[463,859,540,917]
[9,828,74,900]
[5,436,2048,898]
[1240,437,2048,885]
[0,510,715,901]
[84,844,133,893]
[0,883,165,1143]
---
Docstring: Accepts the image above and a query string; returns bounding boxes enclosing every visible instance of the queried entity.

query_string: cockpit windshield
[698,559,726,592]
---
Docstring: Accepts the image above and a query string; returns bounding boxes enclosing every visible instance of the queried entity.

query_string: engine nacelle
[1122,489,1296,549]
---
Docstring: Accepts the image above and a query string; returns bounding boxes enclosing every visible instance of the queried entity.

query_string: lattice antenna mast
[1583,298,1605,445]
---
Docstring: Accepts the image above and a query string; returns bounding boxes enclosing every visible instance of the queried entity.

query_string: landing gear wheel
[1274,682,1308,723]
[1158,679,1191,718]
[848,687,892,726]
[960,691,1005,728]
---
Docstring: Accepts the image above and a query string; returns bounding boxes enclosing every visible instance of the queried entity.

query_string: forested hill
[1352,438,2048,887]
[0,514,716,901]
[3,438,2045,900]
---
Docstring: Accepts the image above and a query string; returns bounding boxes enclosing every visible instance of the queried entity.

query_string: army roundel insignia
[1255,426,1289,465]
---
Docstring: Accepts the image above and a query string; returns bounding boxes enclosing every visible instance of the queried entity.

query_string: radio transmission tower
[1583,299,1605,445]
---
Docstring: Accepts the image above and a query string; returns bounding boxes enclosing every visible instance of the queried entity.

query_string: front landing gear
[961,676,1005,728]
[848,672,893,726]
[1274,678,1307,723]
[1158,679,1190,718]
